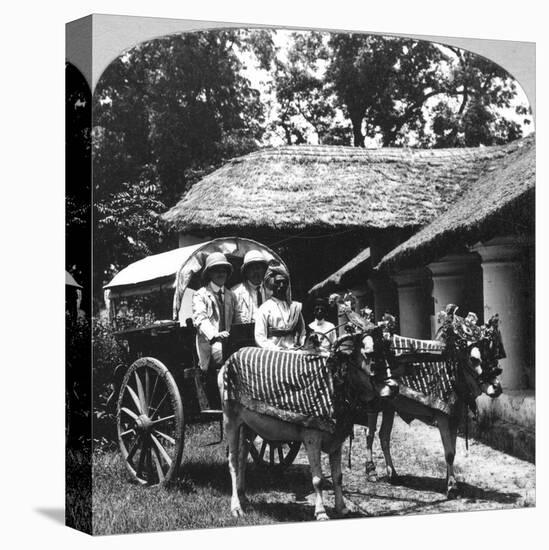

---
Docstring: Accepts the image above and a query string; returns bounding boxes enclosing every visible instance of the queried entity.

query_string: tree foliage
[428,49,526,147]
[323,34,531,147]
[92,30,271,292]
[270,32,349,145]
[269,33,531,148]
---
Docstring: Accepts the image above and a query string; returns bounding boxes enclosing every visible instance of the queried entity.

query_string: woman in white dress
[254,264,305,350]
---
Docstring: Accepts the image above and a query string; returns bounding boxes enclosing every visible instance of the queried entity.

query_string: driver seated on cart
[231,250,271,323]
[254,264,306,350]
[307,298,336,353]
[192,252,237,403]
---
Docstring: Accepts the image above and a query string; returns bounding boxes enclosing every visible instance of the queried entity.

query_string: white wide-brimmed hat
[241,250,268,273]
[203,252,233,279]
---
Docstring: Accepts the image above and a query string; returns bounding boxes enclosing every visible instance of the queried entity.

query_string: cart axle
[135,414,153,435]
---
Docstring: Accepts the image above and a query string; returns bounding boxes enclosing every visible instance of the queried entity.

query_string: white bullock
[218,331,379,520]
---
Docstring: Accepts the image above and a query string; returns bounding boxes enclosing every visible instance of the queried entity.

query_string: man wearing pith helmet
[192,252,238,375]
[231,250,271,323]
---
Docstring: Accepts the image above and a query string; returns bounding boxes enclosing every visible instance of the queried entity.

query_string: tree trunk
[351,115,365,147]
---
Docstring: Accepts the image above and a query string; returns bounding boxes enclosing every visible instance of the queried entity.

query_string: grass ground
[91,417,535,536]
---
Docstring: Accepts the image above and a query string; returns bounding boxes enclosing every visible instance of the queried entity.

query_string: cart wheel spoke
[121,406,139,421]
[152,446,165,482]
[151,434,172,467]
[152,415,175,425]
[144,369,151,409]
[154,429,176,445]
[125,385,143,415]
[148,374,159,416]
[149,392,169,420]
[134,371,147,413]
[146,444,154,482]
[248,437,301,472]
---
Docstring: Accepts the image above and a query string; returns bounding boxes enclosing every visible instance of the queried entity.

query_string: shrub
[66,313,91,446]
[91,311,155,446]
[92,316,127,446]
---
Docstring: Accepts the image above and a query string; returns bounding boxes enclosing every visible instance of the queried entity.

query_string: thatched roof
[377,134,535,271]
[162,141,528,233]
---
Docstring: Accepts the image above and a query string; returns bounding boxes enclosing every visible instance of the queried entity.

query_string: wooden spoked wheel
[248,438,301,472]
[117,357,184,486]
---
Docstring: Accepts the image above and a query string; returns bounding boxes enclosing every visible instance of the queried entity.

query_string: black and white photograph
[64,13,535,537]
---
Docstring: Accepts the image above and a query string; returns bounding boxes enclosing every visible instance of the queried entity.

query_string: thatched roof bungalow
[162,141,528,303]
[163,142,526,234]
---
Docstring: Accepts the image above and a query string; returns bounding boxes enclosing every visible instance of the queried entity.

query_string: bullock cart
[104,237,302,485]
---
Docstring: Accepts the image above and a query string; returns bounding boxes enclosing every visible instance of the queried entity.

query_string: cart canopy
[103,237,288,325]
[104,244,203,299]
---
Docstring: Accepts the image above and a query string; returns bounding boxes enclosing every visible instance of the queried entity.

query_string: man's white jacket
[192,284,237,370]
[231,282,270,323]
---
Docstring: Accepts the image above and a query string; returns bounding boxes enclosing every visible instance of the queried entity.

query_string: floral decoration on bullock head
[360,306,373,322]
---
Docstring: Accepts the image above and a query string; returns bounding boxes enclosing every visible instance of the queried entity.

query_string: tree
[324,34,530,147]
[429,49,527,147]
[92,30,272,296]
[94,165,166,286]
[327,35,451,146]
[271,32,349,145]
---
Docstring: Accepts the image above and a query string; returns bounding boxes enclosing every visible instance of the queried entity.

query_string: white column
[391,268,431,339]
[427,253,480,338]
[472,236,531,390]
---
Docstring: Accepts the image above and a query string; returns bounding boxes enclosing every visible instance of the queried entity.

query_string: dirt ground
[296,415,535,516]
[91,416,535,534]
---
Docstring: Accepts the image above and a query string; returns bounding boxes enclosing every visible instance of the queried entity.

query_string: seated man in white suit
[192,252,237,405]
[231,250,271,324]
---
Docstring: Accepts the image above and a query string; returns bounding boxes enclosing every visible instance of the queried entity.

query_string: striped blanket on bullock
[392,335,458,415]
[223,347,336,433]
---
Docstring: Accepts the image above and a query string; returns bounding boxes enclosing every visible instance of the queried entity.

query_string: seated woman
[254,264,305,350]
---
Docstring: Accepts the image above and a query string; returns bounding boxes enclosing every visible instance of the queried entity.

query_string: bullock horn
[334,333,355,350]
